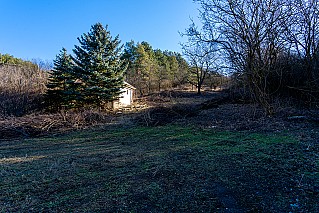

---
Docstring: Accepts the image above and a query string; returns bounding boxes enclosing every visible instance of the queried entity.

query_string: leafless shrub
[0,64,48,117]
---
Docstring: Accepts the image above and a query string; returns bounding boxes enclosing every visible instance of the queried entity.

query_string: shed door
[119,89,131,106]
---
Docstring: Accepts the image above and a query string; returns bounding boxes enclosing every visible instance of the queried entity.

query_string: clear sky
[0,0,200,61]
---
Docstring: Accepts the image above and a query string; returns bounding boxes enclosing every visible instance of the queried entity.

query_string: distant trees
[187,0,319,113]
[0,53,37,67]
[47,23,127,109]
[122,41,190,95]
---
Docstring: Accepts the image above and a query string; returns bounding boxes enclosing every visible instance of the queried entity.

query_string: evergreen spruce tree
[46,48,76,109]
[72,23,127,107]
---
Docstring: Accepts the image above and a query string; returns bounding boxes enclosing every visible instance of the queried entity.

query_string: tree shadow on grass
[1,126,318,212]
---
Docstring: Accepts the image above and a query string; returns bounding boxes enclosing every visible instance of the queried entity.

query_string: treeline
[186,0,319,113]
[122,41,189,95]
[0,53,37,67]
[122,41,226,95]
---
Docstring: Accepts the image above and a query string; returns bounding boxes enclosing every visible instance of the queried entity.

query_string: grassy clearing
[1,125,318,212]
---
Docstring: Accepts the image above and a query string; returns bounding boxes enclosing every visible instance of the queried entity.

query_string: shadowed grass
[1,125,318,212]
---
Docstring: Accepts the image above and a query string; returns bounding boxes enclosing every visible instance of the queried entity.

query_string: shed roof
[123,81,136,90]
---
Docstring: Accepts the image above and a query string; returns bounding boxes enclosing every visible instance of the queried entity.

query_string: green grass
[1,125,318,212]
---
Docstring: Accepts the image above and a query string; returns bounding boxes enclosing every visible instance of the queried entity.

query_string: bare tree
[285,0,319,89]
[188,0,293,114]
[181,25,219,94]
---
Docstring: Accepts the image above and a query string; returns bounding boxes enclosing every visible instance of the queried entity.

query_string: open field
[1,91,319,212]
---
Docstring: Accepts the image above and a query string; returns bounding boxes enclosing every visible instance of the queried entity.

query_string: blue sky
[0,0,200,61]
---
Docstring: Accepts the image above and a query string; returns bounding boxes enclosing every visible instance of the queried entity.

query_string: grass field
[1,124,318,212]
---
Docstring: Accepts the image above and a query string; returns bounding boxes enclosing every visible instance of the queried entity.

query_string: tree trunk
[197,83,201,95]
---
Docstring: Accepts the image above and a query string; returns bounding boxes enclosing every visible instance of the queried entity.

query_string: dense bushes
[230,52,319,108]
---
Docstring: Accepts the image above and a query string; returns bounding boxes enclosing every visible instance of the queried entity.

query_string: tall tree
[181,32,218,95]
[72,23,127,107]
[154,49,169,91]
[173,52,190,86]
[135,42,156,95]
[122,40,138,84]
[46,48,76,108]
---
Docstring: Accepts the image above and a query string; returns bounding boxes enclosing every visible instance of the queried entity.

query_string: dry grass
[1,125,318,212]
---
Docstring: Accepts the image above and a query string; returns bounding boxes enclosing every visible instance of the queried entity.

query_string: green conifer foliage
[72,23,127,107]
[46,48,77,108]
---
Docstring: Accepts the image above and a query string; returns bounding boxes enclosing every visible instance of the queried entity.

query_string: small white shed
[109,81,136,109]
[119,81,136,107]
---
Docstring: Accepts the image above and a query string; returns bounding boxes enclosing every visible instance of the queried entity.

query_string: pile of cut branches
[0,110,114,139]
